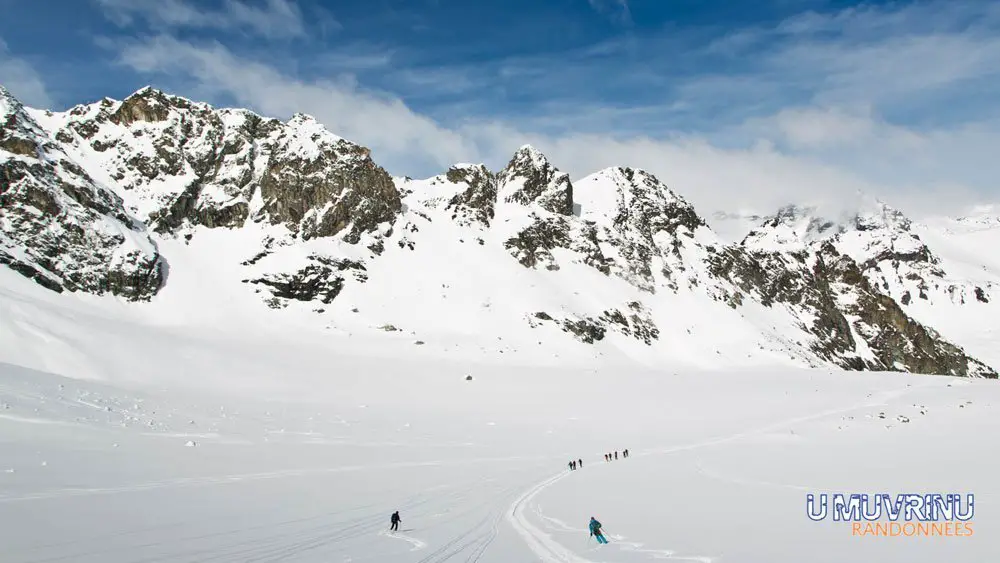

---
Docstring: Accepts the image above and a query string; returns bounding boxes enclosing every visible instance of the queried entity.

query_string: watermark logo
[807,493,974,537]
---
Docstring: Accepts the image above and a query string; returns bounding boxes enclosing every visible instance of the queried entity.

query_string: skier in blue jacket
[589,517,608,544]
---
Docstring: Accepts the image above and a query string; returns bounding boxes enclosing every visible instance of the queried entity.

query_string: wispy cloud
[116,35,474,172]
[103,0,1000,218]
[94,0,310,39]
[587,0,633,26]
[0,37,53,107]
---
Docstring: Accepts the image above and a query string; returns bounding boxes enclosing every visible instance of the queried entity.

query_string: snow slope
[1,273,998,562]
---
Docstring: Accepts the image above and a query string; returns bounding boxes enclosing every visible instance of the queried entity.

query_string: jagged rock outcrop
[527,302,660,345]
[708,240,995,377]
[0,86,164,300]
[243,254,367,308]
[444,164,496,228]
[742,204,844,250]
[496,145,574,215]
[505,165,714,292]
[36,88,401,242]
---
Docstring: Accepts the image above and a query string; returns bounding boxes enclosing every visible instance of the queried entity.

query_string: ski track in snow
[507,382,932,563]
[0,455,545,504]
[379,530,428,551]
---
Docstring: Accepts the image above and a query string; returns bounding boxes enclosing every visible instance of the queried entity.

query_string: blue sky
[1,0,999,215]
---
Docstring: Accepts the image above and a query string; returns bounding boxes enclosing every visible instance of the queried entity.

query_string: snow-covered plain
[2,268,998,563]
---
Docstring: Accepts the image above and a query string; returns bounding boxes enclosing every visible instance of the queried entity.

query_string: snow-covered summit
[742,204,846,252]
[496,145,574,216]
[25,86,398,242]
[1,85,997,377]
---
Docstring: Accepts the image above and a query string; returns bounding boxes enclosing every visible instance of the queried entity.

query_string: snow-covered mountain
[2,84,997,377]
[739,201,1000,369]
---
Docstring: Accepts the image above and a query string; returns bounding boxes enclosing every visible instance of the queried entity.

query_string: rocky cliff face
[31,88,401,243]
[707,242,993,376]
[0,86,163,300]
[2,84,996,378]
[443,164,497,228]
[496,145,574,216]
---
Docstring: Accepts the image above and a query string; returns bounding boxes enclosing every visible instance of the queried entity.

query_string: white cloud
[107,0,1000,221]
[95,0,308,39]
[117,35,474,171]
[0,38,53,108]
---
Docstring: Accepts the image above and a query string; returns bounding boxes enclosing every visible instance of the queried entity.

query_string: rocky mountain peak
[496,145,573,216]
[742,204,844,251]
[0,87,43,157]
[0,87,164,300]
[581,166,705,234]
[109,86,190,126]
[0,85,18,117]
[852,200,912,232]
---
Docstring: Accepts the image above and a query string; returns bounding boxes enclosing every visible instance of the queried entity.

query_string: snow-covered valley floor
[1,272,998,562]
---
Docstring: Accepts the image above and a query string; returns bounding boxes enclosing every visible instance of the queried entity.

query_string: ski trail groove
[379,530,428,551]
[506,386,929,563]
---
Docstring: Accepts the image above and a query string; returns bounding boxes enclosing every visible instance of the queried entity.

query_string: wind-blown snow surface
[1,270,999,562]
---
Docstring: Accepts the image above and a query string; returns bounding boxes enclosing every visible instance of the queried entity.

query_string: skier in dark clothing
[589,516,608,544]
[624,449,629,458]
[390,511,401,531]
[578,458,583,468]
[614,451,618,460]
[569,460,576,470]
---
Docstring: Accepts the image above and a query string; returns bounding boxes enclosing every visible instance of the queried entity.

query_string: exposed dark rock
[497,146,574,215]
[504,215,571,270]
[445,165,497,227]
[1,92,165,301]
[245,264,345,304]
[707,241,995,377]
[261,146,402,243]
[0,136,38,157]
[243,255,366,306]
[110,88,174,126]
[0,250,64,293]
[561,318,606,343]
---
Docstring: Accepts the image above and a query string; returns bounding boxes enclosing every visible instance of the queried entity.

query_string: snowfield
[1,270,998,563]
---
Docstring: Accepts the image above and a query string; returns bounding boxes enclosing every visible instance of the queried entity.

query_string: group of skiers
[603,449,629,462]
[569,449,629,471]
[387,450,627,545]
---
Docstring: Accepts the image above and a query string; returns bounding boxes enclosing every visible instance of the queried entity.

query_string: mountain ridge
[2,84,997,377]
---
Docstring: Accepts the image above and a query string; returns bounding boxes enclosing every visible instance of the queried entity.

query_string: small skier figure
[624,449,629,458]
[569,460,576,470]
[578,458,583,468]
[390,511,401,532]
[614,451,618,460]
[590,516,608,544]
